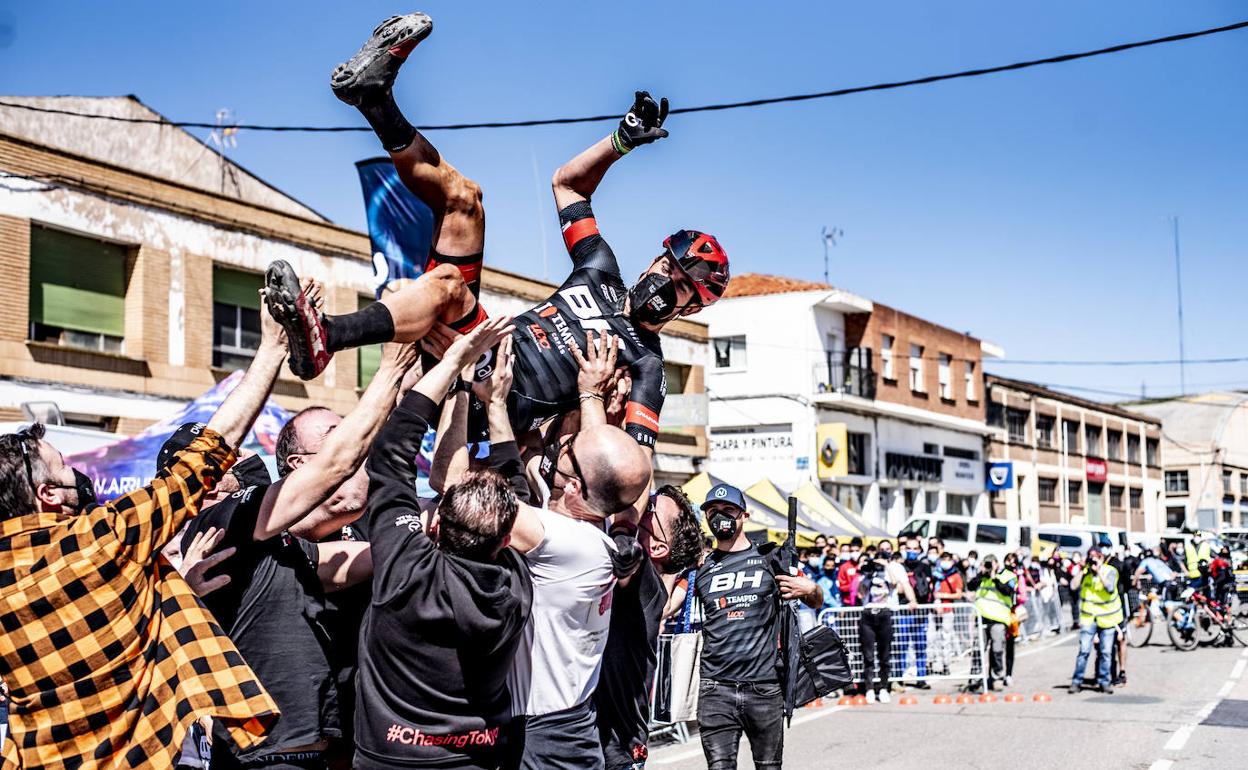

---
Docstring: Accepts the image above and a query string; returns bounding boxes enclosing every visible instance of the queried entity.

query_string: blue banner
[356,157,436,298]
[986,461,1014,491]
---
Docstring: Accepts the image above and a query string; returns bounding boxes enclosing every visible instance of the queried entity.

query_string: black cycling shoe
[331,13,433,106]
[264,260,332,381]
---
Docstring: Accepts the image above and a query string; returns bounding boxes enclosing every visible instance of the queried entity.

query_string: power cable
[0,19,1245,132]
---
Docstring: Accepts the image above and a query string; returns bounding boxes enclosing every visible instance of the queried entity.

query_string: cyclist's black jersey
[509,201,666,448]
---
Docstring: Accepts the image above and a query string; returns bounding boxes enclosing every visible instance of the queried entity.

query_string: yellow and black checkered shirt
[0,428,279,768]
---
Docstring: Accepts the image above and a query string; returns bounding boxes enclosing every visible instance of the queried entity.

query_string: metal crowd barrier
[817,603,989,691]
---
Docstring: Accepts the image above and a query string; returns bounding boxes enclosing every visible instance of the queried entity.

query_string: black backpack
[905,559,933,603]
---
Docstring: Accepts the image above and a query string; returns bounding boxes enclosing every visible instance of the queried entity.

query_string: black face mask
[72,468,97,513]
[628,274,680,325]
[708,511,738,541]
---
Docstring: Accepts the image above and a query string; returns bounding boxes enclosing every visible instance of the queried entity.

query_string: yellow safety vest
[1185,542,1212,579]
[1079,565,1124,628]
[975,569,1015,625]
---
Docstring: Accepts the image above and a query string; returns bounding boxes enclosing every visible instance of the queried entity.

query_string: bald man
[504,424,651,770]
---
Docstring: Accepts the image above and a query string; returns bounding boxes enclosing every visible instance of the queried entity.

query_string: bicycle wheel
[1168,605,1200,651]
[1126,612,1152,648]
[1230,615,1248,646]
[1198,608,1224,646]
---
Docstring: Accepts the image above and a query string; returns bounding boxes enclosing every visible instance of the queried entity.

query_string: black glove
[612,91,669,154]
[610,532,646,580]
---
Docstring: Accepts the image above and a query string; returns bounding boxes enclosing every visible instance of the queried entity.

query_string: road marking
[1218,680,1235,697]
[1241,647,1248,658]
[1164,724,1194,751]
[1231,660,1246,679]
[1148,760,1174,770]
[1017,631,1077,659]
[1195,699,1220,721]
[650,705,848,765]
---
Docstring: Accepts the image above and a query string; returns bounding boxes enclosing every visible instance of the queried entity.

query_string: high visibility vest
[975,569,1015,624]
[1185,542,1212,579]
[1079,565,1124,628]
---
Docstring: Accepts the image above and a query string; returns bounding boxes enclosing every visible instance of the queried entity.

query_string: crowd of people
[0,12,737,770]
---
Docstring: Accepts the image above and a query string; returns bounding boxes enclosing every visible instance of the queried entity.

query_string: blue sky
[2,1,1245,400]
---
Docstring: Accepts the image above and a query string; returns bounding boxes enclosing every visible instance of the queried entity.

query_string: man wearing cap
[692,483,821,770]
[177,339,418,770]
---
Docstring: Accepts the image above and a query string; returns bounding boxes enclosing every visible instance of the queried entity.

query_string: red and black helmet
[664,229,730,307]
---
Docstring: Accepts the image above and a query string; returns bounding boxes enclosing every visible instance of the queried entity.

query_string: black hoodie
[354,392,533,769]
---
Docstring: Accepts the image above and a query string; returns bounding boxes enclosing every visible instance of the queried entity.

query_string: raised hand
[570,331,621,398]
[612,90,669,154]
[472,334,515,405]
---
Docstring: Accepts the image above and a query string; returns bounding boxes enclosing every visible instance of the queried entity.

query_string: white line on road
[650,705,848,765]
[1148,760,1174,770]
[1241,647,1248,658]
[1164,724,1194,751]
[1218,680,1235,697]
[1231,659,1246,679]
[1017,631,1077,659]
[1195,699,1220,721]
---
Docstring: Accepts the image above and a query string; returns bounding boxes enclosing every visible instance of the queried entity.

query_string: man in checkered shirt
[0,292,291,768]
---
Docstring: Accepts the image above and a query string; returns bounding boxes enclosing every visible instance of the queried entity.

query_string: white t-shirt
[508,507,616,717]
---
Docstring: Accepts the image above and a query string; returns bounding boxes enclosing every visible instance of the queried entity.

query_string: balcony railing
[813,357,877,400]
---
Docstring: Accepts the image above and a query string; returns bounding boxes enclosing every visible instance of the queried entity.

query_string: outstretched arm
[206,288,288,449]
[265,342,418,542]
[552,91,668,210]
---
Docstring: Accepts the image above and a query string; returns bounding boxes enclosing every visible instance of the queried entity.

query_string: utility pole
[1170,216,1186,395]
[821,226,843,284]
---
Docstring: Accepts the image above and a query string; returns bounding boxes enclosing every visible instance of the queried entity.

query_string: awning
[746,478,851,537]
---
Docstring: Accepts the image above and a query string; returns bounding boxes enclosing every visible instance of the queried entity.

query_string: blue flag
[356,157,436,298]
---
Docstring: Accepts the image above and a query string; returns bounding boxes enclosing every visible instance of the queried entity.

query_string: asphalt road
[647,631,1248,769]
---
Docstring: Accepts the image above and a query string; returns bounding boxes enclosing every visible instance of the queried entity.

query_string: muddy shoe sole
[331,13,433,106]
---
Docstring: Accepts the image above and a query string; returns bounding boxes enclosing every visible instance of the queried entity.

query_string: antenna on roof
[207,108,241,196]
[821,226,843,285]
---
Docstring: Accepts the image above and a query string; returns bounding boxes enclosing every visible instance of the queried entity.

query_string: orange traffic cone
[851,695,868,706]
[933,694,953,705]
[1033,693,1052,703]
[837,695,853,706]
[978,693,997,704]
[1004,693,1024,703]
[899,695,918,705]
[955,693,976,705]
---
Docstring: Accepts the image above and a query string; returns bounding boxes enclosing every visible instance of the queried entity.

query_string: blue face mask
[904,550,921,561]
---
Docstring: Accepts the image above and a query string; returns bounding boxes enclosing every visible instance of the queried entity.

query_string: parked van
[897,515,1031,561]
[1035,524,1131,556]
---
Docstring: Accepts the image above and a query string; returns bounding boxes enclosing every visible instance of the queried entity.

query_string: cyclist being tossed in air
[264,12,730,453]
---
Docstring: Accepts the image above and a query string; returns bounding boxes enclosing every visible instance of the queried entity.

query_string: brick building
[699,273,1000,532]
[985,374,1163,532]
[0,96,708,479]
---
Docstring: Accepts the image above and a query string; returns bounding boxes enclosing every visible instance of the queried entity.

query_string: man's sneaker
[1069,682,1081,694]
[331,13,433,106]
[865,690,876,703]
[1101,683,1114,695]
[264,260,332,380]
[877,690,891,704]
[911,681,932,690]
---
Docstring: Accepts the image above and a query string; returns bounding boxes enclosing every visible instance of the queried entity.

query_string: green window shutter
[213,267,263,310]
[29,225,127,337]
[357,296,381,389]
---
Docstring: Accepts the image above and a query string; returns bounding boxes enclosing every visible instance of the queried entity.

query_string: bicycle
[1126,588,1165,648]
[1167,587,1248,650]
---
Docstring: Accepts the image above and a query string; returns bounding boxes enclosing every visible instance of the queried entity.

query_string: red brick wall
[844,302,984,421]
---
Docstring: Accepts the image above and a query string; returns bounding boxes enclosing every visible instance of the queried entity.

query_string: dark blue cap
[701,483,746,512]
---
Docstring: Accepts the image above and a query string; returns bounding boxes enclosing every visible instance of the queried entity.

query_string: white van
[1035,524,1129,556]
[897,515,1032,561]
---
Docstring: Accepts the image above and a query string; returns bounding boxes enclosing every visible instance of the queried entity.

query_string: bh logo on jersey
[707,570,764,595]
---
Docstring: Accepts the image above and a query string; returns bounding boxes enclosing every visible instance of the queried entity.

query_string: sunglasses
[552,434,586,490]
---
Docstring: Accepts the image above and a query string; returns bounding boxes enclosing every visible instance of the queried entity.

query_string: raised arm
[470,335,532,503]
[551,91,668,210]
[265,342,418,541]
[570,331,620,430]
[206,288,288,449]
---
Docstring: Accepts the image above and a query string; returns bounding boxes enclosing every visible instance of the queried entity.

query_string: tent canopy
[748,479,852,537]
[795,480,891,539]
